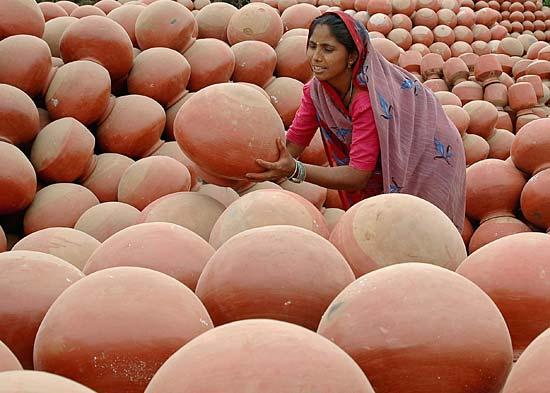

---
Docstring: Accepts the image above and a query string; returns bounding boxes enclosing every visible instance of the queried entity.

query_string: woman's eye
[325,48,334,53]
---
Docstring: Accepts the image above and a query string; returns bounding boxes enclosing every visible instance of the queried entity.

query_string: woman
[245,11,466,230]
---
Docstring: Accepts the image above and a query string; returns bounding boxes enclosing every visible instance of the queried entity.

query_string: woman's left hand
[245,137,297,182]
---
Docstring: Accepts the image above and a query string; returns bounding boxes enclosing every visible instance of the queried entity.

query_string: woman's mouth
[312,65,325,73]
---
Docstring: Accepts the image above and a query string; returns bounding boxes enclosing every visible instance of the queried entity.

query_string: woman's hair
[308,13,357,55]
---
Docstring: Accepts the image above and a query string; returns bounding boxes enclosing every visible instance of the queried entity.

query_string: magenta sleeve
[285,83,319,147]
[348,91,380,171]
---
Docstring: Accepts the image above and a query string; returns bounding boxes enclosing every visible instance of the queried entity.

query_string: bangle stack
[288,159,306,183]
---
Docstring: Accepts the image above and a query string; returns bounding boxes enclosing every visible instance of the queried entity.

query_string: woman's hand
[245,138,296,182]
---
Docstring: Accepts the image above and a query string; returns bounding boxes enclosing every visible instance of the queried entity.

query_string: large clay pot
[42,16,78,58]
[452,80,483,104]
[59,16,133,82]
[127,48,191,107]
[84,222,214,291]
[484,82,508,109]
[174,83,284,180]
[196,184,239,207]
[141,192,226,241]
[23,183,99,235]
[45,60,113,126]
[487,128,515,160]
[463,100,498,139]
[230,40,277,87]
[264,77,304,128]
[443,105,469,136]
[0,84,40,145]
[457,233,550,359]
[508,81,538,115]
[34,267,213,393]
[435,91,463,106]
[135,0,196,51]
[0,35,54,98]
[74,202,140,242]
[117,156,191,210]
[475,53,503,86]
[196,225,354,329]
[0,343,22,372]
[0,251,83,369]
[280,3,321,30]
[275,35,312,83]
[96,94,166,158]
[70,5,106,18]
[520,168,550,230]
[56,1,79,14]
[501,328,550,393]
[468,216,531,253]
[30,117,95,184]
[329,194,466,277]
[510,118,550,175]
[226,3,283,47]
[81,153,134,202]
[317,263,513,393]
[151,141,199,189]
[209,189,329,248]
[145,319,375,393]
[0,142,37,215]
[442,57,469,86]
[182,38,235,91]
[94,0,121,14]
[0,0,45,40]
[195,2,237,41]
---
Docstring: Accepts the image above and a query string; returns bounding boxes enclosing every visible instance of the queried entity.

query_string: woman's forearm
[302,164,372,191]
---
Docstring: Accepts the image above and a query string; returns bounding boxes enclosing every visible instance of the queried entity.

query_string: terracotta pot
[429,42,452,61]
[474,54,503,86]
[94,0,121,14]
[164,92,193,141]
[498,37,525,57]
[462,216,474,247]
[0,142,37,215]
[457,233,550,360]
[413,7,439,29]
[398,50,422,73]
[107,4,146,47]
[435,91,463,106]
[318,263,512,393]
[140,192,225,241]
[371,38,402,64]
[280,3,320,31]
[33,267,213,393]
[463,100,498,139]
[275,35,312,83]
[238,181,283,196]
[128,48,190,107]
[420,53,444,80]
[70,5,106,18]
[450,41,474,58]
[452,80,483,105]
[323,207,345,231]
[56,1,79,14]
[196,183,239,207]
[329,194,466,277]
[0,84,40,145]
[409,43,431,57]
[525,59,550,80]
[508,82,538,115]
[231,40,277,87]
[279,180,327,209]
[468,216,531,253]
[197,226,353,329]
[466,159,526,223]
[443,105,470,136]
[97,94,166,158]
[227,3,283,47]
[23,183,100,235]
[411,26,434,46]
[81,153,134,202]
[484,82,508,109]
[512,59,534,79]
[391,13,413,30]
[117,156,191,210]
[515,112,540,134]
[0,346,22,372]
[195,2,237,41]
[423,78,449,92]
[517,74,544,103]
[443,57,469,86]
[74,202,141,242]
[487,128,515,160]
[42,16,78,59]
[38,1,68,21]
[135,0,196,51]
[0,0,45,40]
[520,168,550,230]
[366,13,393,35]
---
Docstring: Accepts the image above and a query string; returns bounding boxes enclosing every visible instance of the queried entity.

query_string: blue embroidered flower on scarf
[377,91,393,120]
[389,177,402,193]
[434,137,453,165]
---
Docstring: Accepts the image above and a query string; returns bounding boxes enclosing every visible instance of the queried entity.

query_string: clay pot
[498,37,525,57]
[238,181,283,195]
[118,156,191,210]
[474,54,503,86]
[275,35,313,83]
[97,94,166,158]
[413,8,439,29]
[462,216,474,247]
[81,153,134,202]
[526,41,549,59]
[484,82,508,109]
[164,92,194,141]
[487,129,515,160]
[468,216,531,253]
[0,0,45,40]
[443,57,469,86]
[145,319,375,393]
[0,343,22,372]
[84,222,214,290]
[174,83,284,180]
[30,118,95,184]
[74,202,141,242]
[511,117,550,174]
[435,91,463,106]
[512,59,534,79]
[318,263,513,393]
[466,159,526,223]
[141,192,226,241]
[371,38,402,64]
[279,180,327,210]
[391,14,413,30]
[38,3,68,22]
[196,184,239,207]
[94,0,121,14]
[227,3,284,47]
[0,35,54,98]
[515,112,540,134]
[463,100,498,139]
[508,82,538,114]
[209,189,329,249]
[0,84,40,145]
[424,78,449,92]
[501,328,550,393]
[128,48,191,107]
[398,50,422,73]
[183,38,235,91]
[520,168,550,230]
[457,233,550,359]
[298,130,329,166]
[42,16,78,59]
[452,80,483,105]
[56,1,79,14]
[33,267,213,393]
[70,5,106,18]
[367,13,393,35]
[450,41,473,58]
[107,4,145,47]
[231,40,277,87]
[135,0,196,51]
[420,53,444,80]
[280,3,321,30]
[45,60,113,126]
[443,105,470,136]
[0,142,37,215]
[193,3,235,42]
[330,194,466,277]
[197,226,354,329]
[410,43,431,57]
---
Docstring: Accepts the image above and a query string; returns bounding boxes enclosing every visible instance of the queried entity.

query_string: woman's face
[307,24,353,84]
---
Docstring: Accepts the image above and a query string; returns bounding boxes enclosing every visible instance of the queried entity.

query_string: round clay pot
[194,2,237,42]
[0,345,22,372]
[387,29,413,50]
[74,202,140,242]
[135,0,196,51]
[398,50,422,73]
[145,319,375,393]
[227,3,284,47]
[452,80,483,105]
[56,1,79,14]
[463,100,498,139]
[508,82,538,114]
[94,0,121,14]
[196,225,354,329]
[42,16,78,58]
[443,105,470,136]
[413,8,439,29]
[209,189,329,249]
[117,156,191,210]
[0,142,37,215]
[275,35,313,83]
[487,128,515,159]
[457,233,550,359]
[70,5,106,18]
[466,159,526,222]
[468,216,531,253]
[107,4,145,47]
[330,194,467,277]
[371,38,402,63]
[512,59,534,79]
[475,54,503,86]
[317,263,513,393]
[97,94,166,158]
[0,84,40,145]
[81,153,134,202]
[174,83,284,180]
[38,2,68,22]
[0,250,84,369]
[0,0,45,40]
[279,180,327,210]
[520,168,550,230]
[164,93,194,141]
[436,91,463,106]
[231,40,277,87]
[281,3,321,30]
[30,117,95,184]
[450,41,473,58]
[391,14,413,30]
[484,82,508,108]
[367,13,393,35]
[443,57,469,85]
[420,53,444,80]
[33,267,213,393]
[0,35,54,99]
[196,184,239,207]
[498,37,525,57]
